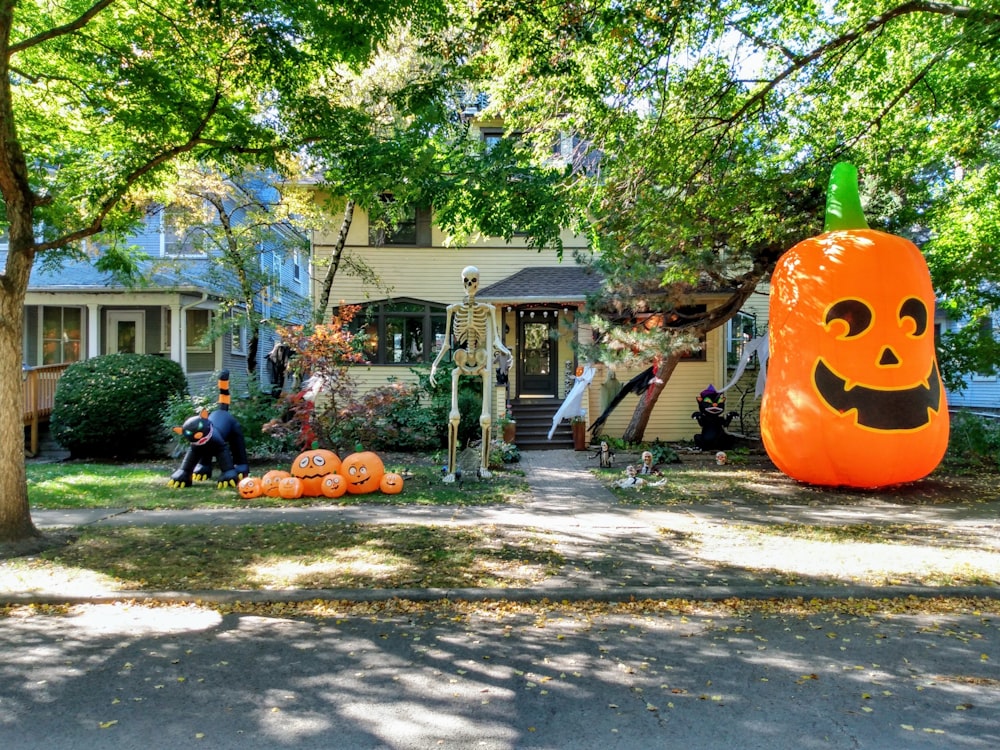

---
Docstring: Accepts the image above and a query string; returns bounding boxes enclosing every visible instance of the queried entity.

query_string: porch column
[170,303,184,372]
[86,304,100,359]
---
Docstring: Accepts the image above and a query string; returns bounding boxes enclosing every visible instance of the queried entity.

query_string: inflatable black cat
[168,370,249,489]
[692,384,738,451]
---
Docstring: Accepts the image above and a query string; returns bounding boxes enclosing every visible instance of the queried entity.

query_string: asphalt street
[1,600,998,749]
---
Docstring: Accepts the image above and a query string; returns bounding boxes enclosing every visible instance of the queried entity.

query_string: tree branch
[9,0,116,54]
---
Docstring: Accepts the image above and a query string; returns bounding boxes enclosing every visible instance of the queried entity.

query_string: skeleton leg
[444,367,462,483]
[479,369,493,479]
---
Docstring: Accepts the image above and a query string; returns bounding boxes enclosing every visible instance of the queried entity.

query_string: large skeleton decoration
[431,266,512,482]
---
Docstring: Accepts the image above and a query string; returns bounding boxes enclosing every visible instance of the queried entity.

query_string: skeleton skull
[462,266,480,297]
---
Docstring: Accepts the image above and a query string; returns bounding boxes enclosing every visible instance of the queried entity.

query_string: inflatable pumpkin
[761,163,949,487]
[278,476,304,499]
[238,476,263,499]
[320,473,347,498]
[339,451,385,494]
[290,447,341,496]
[261,469,291,498]
[380,472,405,495]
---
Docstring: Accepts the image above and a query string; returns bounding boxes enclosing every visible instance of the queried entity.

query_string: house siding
[312,201,749,443]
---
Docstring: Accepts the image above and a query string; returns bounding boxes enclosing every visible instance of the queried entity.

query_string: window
[163,308,213,352]
[292,247,301,283]
[271,254,283,303]
[665,305,708,361]
[368,194,432,246]
[726,311,757,369]
[230,313,247,355]
[349,299,448,365]
[41,307,83,365]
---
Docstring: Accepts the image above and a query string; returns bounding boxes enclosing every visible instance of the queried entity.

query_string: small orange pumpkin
[290,447,341,496]
[320,473,347,498]
[238,476,263,499]
[339,451,385,495]
[761,163,949,488]
[379,472,404,495]
[278,476,304,499]
[261,469,290,498]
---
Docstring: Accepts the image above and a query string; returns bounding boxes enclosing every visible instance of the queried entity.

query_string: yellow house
[311,196,768,448]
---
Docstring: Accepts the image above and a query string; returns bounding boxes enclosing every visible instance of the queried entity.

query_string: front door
[518,317,558,396]
[106,311,145,355]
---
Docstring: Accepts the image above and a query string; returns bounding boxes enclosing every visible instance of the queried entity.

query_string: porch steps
[509,399,575,450]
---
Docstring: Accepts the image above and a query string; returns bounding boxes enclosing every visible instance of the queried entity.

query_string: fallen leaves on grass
[33,523,564,591]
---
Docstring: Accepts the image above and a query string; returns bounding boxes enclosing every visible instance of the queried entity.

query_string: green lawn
[26,460,530,510]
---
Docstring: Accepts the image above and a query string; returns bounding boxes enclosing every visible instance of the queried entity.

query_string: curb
[3,584,997,607]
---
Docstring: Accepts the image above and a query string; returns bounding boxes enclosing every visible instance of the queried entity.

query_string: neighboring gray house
[14,201,311,397]
[940,311,1000,415]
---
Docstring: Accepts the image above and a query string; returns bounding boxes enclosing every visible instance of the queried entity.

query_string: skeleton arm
[430,303,458,386]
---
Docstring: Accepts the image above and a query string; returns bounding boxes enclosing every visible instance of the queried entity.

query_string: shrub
[945,411,1000,472]
[413,365,486,448]
[52,353,188,459]
[329,382,441,452]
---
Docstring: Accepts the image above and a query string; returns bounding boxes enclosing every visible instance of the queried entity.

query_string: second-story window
[368,194,431,246]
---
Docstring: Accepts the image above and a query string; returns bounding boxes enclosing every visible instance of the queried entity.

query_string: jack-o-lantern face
[238,476,263,499]
[761,163,948,488]
[278,476,303,499]
[339,451,385,495]
[290,448,341,496]
[380,472,404,494]
[261,470,290,498]
[320,474,347,498]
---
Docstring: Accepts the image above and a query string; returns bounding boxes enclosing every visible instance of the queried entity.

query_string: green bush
[945,411,1000,472]
[329,381,441,452]
[413,365,485,448]
[52,353,189,459]
[162,376,298,459]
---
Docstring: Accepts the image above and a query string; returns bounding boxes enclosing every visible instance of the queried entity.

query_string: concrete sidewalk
[17,449,1000,604]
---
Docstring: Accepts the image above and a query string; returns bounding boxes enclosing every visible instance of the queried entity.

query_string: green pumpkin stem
[824,162,870,232]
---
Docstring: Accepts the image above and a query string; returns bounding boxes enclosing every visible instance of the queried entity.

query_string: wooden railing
[23,363,69,457]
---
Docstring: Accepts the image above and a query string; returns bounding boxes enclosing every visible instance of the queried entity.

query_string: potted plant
[496,409,516,443]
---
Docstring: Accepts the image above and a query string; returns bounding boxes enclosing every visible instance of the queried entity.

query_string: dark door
[518,318,558,395]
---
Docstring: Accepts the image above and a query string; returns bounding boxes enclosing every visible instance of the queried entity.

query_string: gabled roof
[478,266,604,304]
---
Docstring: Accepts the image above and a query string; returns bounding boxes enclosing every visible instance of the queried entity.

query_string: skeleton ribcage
[453,304,490,349]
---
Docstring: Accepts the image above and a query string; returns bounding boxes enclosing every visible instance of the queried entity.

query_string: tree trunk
[0,261,40,543]
[316,198,355,322]
[621,353,682,444]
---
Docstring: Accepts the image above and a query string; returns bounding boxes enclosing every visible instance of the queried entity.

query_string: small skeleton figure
[615,464,646,488]
[638,450,659,475]
[431,266,512,482]
[591,440,615,468]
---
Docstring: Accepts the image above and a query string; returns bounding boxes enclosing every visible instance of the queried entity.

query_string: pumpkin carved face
[278,476,304,499]
[261,470,290,498]
[238,476,263,499]
[339,451,385,495]
[290,448,341,496]
[380,472,404,494]
[320,474,347,498]
[761,163,949,488]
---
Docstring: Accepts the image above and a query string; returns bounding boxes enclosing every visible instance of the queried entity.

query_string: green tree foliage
[0,0,448,541]
[471,0,1000,438]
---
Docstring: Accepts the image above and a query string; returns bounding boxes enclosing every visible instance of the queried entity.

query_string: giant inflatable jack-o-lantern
[760,163,949,488]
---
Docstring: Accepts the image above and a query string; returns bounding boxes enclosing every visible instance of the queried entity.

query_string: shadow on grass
[41,523,565,591]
